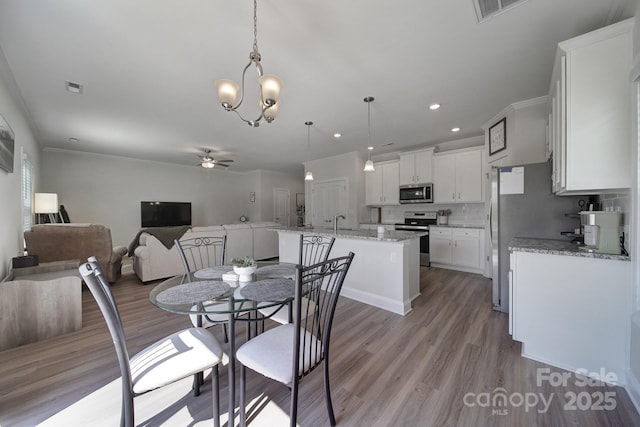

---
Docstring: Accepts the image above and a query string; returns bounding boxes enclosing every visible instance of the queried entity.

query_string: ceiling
[0,0,635,175]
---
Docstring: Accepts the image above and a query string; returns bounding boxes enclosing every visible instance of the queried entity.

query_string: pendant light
[304,121,314,181]
[363,96,375,172]
[214,0,282,127]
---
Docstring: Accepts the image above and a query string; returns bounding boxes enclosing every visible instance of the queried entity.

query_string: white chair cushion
[236,324,322,386]
[131,327,222,394]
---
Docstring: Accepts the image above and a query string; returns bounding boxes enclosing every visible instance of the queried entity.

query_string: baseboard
[340,286,410,316]
[430,262,484,275]
[520,349,626,387]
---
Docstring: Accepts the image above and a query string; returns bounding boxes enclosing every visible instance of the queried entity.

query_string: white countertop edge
[272,227,425,242]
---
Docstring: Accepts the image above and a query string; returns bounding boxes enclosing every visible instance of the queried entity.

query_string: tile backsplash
[367,203,486,226]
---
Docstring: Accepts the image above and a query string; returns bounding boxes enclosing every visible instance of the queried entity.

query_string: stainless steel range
[394,211,437,266]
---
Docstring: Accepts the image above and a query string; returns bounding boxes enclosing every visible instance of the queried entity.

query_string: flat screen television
[141,201,192,228]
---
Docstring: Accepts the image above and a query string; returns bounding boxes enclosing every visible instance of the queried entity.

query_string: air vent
[65,81,83,94]
[473,0,529,22]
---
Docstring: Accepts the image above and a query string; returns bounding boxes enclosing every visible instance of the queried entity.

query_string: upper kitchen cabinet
[548,18,632,195]
[365,160,400,206]
[433,147,484,203]
[399,148,434,185]
[483,97,549,168]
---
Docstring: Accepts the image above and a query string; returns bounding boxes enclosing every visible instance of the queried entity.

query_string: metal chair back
[79,261,134,427]
[175,236,226,280]
[291,252,355,425]
[299,234,335,266]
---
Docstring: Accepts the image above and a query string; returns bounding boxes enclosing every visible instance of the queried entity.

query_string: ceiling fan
[197,149,234,169]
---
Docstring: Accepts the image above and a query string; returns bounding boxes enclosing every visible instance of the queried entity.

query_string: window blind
[22,155,33,232]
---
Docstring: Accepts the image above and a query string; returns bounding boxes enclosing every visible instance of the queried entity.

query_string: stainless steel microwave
[399,184,433,204]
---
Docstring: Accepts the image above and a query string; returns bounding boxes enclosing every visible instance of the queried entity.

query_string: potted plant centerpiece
[231,256,257,282]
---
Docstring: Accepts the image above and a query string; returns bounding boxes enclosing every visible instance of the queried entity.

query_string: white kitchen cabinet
[433,147,483,203]
[365,161,399,206]
[429,226,483,273]
[312,179,347,228]
[548,19,632,194]
[429,227,452,264]
[399,148,434,185]
[483,97,549,168]
[451,228,481,269]
[509,249,631,382]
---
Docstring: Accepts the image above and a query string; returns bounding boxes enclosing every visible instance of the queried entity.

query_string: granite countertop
[273,226,426,242]
[509,237,630,261]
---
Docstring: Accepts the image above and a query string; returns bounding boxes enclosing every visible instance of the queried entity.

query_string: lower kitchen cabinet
[509,250,631,382]
[429,227,483,273]
[429,227,452,264]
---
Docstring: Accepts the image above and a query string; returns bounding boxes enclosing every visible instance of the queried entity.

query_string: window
[22,151,33,233]
[473,0,529,22]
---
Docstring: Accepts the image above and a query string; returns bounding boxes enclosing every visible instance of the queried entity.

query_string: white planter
[233,265,257,282]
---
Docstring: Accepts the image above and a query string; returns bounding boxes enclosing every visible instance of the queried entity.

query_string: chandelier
[363,96,375,172]
[215,0,282,127]
[304,121,314,181]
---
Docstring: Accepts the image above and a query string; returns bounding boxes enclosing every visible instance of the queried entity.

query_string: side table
[0,260,82,351]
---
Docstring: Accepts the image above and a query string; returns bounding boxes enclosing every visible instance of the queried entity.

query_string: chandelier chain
[253,0,259,53]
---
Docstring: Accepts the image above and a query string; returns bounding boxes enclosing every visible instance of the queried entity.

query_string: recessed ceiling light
[333,133,342,139]
[451,127,461,132]
[429,103,441,110]
[65,81,83,94]
[368,146,374,150]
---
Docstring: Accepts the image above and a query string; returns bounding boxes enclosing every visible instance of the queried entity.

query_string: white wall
[0,46,41,279]
[41,149,302,247]
[304,151,367,228]
[243,169,305,225]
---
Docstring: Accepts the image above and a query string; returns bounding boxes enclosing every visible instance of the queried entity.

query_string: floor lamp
[34,193,59,224]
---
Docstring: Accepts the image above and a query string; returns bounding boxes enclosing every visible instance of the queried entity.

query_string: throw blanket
[127,225,191,256]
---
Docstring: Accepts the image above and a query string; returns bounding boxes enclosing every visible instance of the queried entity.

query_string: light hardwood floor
[1,267,638,426]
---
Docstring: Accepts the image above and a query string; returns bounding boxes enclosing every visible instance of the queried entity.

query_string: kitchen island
[274,227,425,315]
[509,238,631,384]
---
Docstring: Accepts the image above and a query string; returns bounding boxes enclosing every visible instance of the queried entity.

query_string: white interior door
[273,188,290,226]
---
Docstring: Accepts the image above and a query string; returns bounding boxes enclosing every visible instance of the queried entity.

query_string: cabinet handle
[452,193,455,200]
[449,240,451,247]
[458,193,461,199]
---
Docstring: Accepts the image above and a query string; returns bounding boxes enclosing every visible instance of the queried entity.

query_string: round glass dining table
[148,261,298,424]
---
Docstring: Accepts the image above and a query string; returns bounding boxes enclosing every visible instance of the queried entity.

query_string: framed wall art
[489,117,506,156]
[0,113,15,173]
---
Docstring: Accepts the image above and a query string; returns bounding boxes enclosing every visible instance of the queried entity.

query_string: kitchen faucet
[334,214,346,234]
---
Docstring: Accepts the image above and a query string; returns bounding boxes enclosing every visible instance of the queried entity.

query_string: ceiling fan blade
[214,159,233,163]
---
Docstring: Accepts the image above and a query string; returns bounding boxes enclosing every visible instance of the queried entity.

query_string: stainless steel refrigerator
[490,161,585,313]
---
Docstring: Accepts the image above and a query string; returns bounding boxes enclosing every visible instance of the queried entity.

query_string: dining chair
[79,260,223,427]
[174,236,231,395]
[174,236,230,330]
[259,233,335,324]
[237,252,355,427]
